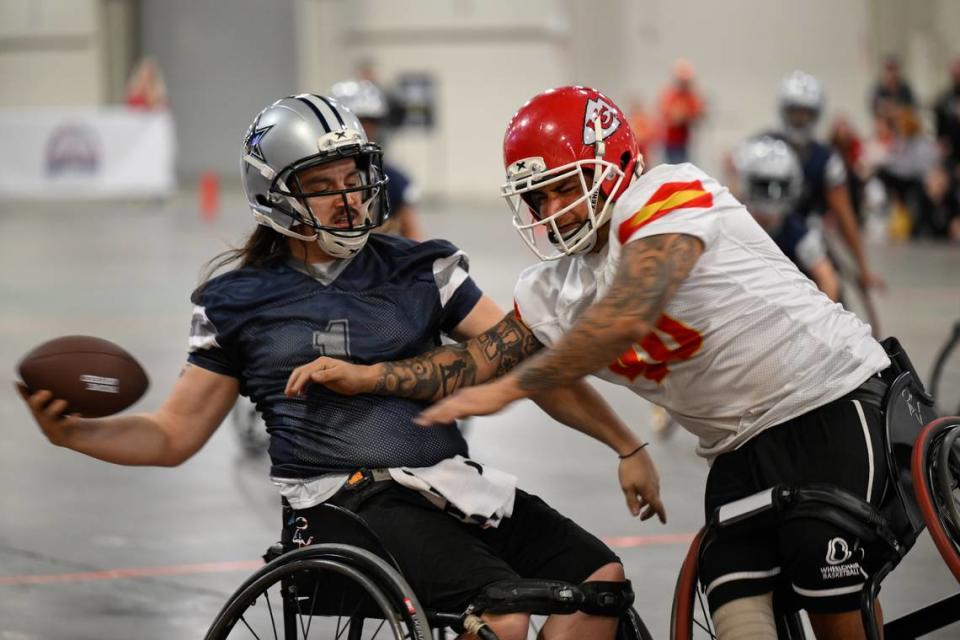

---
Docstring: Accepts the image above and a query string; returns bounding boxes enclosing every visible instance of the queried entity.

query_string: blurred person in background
[734,135,840,300]
[914,165,960,240]
[934,58,960,176]
[627,96,657,166]
[771,71,885,299]
[332,79,424,240]
[125,57,168,110]
[874,107,939,239]
[658,58,704,164]
[829,116,867,227]
[870,55,915,120]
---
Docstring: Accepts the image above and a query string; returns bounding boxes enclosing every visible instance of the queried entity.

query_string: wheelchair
[670,338,960,639]
[205,498,653,640]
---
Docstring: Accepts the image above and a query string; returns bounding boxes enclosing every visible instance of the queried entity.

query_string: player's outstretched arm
[286,296,543,402]
[17,364,238,467]
[416,233,703,424]
[532,380,666,523]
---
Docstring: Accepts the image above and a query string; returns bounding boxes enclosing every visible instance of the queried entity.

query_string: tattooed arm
[414,234,703,424]
[285,295,543,402]
[514,233,703,393]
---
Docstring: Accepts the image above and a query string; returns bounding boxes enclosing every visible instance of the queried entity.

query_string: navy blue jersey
[770,212,827,279]
[385,162,414,212]
[765,132,846,219]
[187,235,482,478]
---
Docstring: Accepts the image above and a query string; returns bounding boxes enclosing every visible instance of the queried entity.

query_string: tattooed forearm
[516,233,703,393]
[371,312,543,401]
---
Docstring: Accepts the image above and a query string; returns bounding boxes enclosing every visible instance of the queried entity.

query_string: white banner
[0,107,176,199]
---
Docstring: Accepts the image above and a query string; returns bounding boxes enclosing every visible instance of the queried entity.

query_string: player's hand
[285,357,375,397]
[618,447,667,523]
[15,382,80,446]
[415,378,524,426]
[857,270,886,291]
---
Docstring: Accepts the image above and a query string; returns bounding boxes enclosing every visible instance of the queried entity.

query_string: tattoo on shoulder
[603,233,703,326]
[179,364,193,378]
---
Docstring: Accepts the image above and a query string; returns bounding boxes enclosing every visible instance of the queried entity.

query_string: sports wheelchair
[205,497,652,640]
[670,338,960,639]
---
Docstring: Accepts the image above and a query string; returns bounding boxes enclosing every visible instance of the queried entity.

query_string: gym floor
[1,189,957,638]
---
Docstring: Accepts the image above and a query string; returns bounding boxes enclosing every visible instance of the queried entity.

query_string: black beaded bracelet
[618,442,650,459]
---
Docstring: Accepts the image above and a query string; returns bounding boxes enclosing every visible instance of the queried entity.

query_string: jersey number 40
[609,314,703,384]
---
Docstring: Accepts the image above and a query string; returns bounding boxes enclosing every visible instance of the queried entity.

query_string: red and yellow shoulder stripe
[618,180,713,244]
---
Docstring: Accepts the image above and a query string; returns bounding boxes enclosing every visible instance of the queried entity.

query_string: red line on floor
[0,560,264,586]
[603,532,696,548]
[0,533,697,586]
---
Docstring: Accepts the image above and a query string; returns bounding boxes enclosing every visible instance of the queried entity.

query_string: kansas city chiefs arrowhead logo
[583,98,620,145]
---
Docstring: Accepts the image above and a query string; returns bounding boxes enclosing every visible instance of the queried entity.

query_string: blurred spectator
[626,96,657,167]
[871,55,915,119]
[874,107,939,238]
[331,79,423,241]
[125,57,168,110]
[934,58,960,173]
[658,59,704,164]
[915,165,960,240]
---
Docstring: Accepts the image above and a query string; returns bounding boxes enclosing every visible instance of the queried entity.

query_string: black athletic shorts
[285,484,620,612]
[699,377,889,614]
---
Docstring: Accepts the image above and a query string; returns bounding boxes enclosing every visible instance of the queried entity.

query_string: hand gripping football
[17,336,149,418]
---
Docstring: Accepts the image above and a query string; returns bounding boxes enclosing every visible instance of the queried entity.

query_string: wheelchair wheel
[670,528,808,640]
[205,544,431,640]
[670,529,716,639]
[617,605,654,640]
[930,321,960,416]
[913,417,960,582]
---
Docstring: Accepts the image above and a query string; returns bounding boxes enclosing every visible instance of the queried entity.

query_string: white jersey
[513,163,889,459]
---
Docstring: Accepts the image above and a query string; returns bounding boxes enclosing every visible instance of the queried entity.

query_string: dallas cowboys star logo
[246,125,272,162]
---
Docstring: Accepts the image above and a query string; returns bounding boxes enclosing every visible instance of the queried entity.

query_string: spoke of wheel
[369,619,386,638]
[303,571,321,638]
[264,590,279,640]
[240,614,265,640]
[292,578,309,639]
[695,587,716,638]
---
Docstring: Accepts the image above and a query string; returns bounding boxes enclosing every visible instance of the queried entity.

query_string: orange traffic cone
[199,170,220,221]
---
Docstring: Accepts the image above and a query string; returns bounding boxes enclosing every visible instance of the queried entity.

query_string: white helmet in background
[778,71,824,145]
[240,94,390,259]
[330,80,389,121]
[733,135,803,232]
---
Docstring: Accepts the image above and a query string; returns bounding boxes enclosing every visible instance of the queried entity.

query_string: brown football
[17,335,149,418]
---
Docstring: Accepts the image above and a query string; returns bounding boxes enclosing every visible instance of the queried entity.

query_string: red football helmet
[501,86,643,260]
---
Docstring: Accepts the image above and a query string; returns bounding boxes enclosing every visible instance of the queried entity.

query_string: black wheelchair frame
[929,319,960,417]
[670,339,960,639]
[205,499,653,640]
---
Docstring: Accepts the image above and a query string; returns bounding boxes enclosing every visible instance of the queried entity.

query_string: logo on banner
[46,123,101,176]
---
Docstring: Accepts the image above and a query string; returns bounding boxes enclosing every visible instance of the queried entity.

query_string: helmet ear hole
[255,194,271,207]
[620,151,632,170]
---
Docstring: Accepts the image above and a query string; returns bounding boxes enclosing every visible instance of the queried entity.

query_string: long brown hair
[195,225,310,294]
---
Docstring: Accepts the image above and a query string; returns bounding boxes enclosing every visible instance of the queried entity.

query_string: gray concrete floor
[1,188,958,639]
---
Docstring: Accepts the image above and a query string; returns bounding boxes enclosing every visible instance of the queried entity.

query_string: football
[17,335,149,418]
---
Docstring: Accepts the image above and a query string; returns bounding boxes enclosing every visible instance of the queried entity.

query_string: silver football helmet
[241,94,390,259]
[734,135,803,231]
[778,70,824,145]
